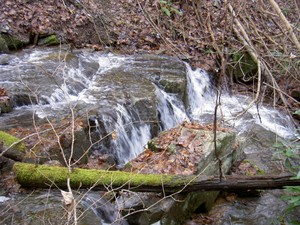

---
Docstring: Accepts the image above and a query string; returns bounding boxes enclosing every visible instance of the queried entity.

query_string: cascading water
[1,48,299,225]
[94,104,152,165]
[0,48,297,164]
[155,86,188,131]
[185,63,297,139]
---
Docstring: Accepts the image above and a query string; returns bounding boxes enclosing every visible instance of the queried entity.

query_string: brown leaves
[0,0,89,40]
[126,122,219,175]
[0,88,8,97]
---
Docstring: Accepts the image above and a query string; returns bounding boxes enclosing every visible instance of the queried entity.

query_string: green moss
[148,139,159,151]
[232,51,257,82]
[0,130,26,152]
[243,159,265,175]
[38,35,60,46]
[0,36,9,53]
[13,163,194,189]
[0,34,24,50]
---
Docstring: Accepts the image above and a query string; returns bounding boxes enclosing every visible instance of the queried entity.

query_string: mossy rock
[0,98,12,113]
[0,130,26,161]
[159,79,186,95]
[0,35,9,53]
[0,34,24,51]
[38,34,60,46]
[231,51,258,83]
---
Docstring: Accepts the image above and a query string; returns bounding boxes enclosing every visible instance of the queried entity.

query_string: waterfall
[185,63,297,139]
[112,104,151,165]
[1,48,297,167]
[1,49,299,225]
[155,86,188,130]
[93,104,152,166]
[185,63,215,121]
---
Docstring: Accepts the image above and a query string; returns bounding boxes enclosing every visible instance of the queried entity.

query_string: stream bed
[0,46,299,224]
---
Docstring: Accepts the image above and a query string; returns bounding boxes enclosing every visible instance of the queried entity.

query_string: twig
[268,0,300,51]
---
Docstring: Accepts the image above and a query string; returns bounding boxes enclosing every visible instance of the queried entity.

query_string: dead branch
[268,0,300,51]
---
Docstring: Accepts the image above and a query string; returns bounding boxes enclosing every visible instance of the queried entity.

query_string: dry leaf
[61,190,74,206]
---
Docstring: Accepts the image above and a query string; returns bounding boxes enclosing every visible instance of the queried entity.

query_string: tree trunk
[13,162,300,193]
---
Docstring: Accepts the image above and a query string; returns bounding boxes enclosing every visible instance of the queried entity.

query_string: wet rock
[0,34,25,51]
[0,54,14,65]
[208,189,300,225]
[38,34,60,46]
[123,123,242,225]
[230,51,258,83]
[0,96,12,114]
[82,193,129,225]
[0,88,12,113]
[45,121,91,165]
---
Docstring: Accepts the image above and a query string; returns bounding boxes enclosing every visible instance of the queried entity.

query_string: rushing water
[0,48,299,224]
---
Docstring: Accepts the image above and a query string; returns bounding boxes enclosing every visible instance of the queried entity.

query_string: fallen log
[13,162,300,193]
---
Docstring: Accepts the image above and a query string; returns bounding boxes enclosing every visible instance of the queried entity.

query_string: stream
[0,47,299,224]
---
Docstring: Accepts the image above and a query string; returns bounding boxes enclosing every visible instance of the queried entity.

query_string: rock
[160,125,240,225]
[0,130,26,162]
[231,51,258,83]
[0,35,9,53]
[0,155,15,172]
[124,122,242,225]
[0,34,25,51]
[291,88,300,101]
[39,120,91,165]
[0,96,12,114]
[0,54,14,65]
[0,87,12,113]
[38,34,60,46]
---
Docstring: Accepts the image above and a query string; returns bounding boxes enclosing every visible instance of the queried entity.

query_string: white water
[156,87,188,130]
[112,104,151,165]
[2,49,297,166]
[185,63,297,139]
[31,52,299,165]
[1,50,299,225]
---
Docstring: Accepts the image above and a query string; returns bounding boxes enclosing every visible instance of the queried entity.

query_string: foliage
[159,0,182,17]
[274,125,300,222]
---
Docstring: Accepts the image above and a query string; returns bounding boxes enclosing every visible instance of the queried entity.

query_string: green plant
[274,116,300,223]
[274,142,300,175]
[159,0,182,17]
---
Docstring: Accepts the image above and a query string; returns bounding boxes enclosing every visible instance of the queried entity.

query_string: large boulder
[0,48,188,166]
[122,122,242,225]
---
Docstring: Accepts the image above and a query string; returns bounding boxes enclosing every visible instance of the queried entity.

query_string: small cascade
[1,48,299,225]
[94,104,151,166]
[155,86,188,130]
[1,48,297,166]
[185,64,297,139]
[112,104,151,165]
[185,63,215,120]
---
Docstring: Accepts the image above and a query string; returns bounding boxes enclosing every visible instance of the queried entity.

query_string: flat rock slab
[128,122,240,176]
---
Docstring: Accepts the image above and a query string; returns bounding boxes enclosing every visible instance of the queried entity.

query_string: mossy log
[13,163,300,193]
